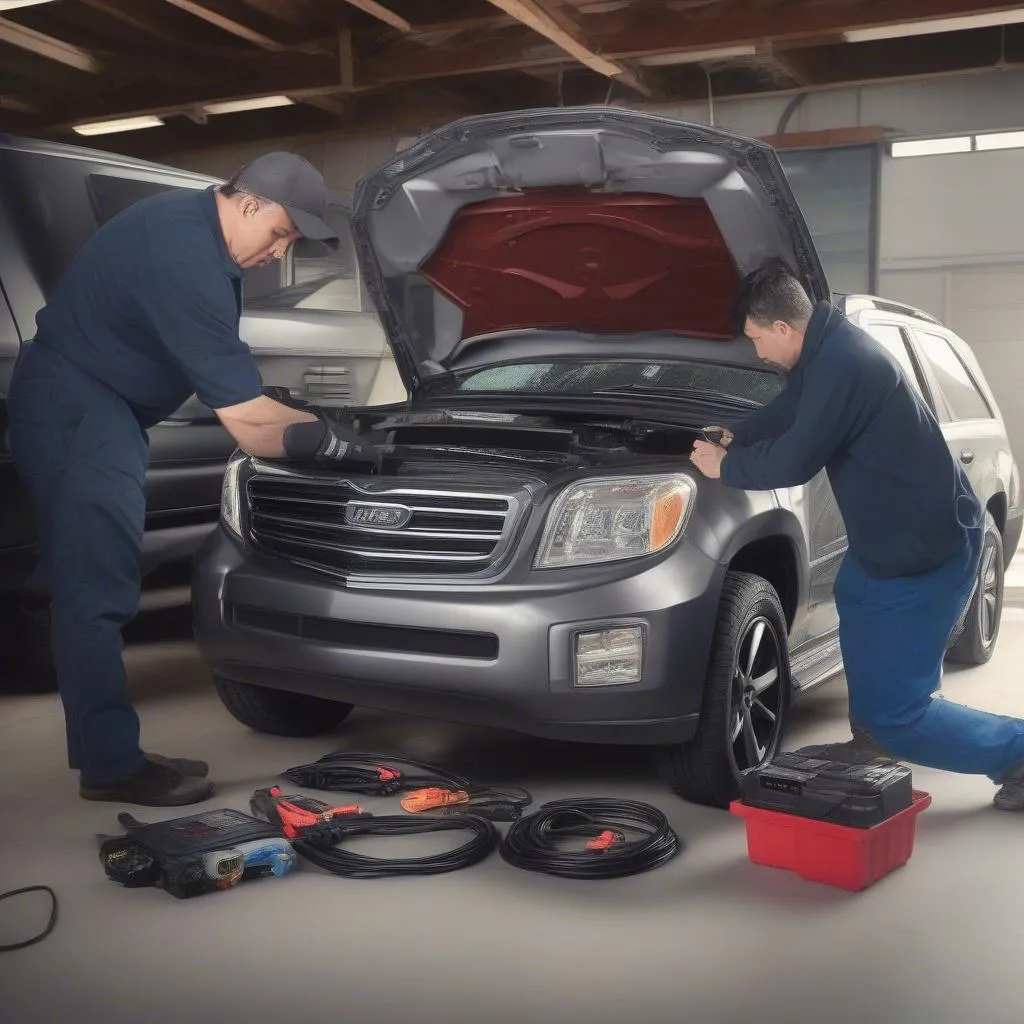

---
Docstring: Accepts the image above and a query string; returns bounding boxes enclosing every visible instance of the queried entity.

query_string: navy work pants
[7,343,148,786]
[839,522,1024,781]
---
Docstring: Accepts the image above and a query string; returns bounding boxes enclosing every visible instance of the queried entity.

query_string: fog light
[573,626,644,687]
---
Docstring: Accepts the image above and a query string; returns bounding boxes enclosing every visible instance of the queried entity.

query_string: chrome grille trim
[244,467,525,579]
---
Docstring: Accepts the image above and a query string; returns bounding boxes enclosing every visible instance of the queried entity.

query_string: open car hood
[350,107,830,393]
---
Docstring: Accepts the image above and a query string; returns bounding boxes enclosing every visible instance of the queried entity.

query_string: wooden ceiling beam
[594,0,1024,59]
[0,16,101,73]
[338,0,411,33]
[481,0,652,96]
[79,0,230,52]
[160,0,328,53]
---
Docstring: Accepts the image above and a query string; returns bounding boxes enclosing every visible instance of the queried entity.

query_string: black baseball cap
[227,151,337,241]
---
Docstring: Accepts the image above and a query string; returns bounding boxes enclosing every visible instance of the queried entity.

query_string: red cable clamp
[585,830,624,852]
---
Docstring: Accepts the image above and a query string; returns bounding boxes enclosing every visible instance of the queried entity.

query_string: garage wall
[165,68,1024,189]
[877,147,1024,463]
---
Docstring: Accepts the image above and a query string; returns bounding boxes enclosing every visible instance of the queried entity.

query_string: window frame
[859,315,936,411]
[908,325,995,424]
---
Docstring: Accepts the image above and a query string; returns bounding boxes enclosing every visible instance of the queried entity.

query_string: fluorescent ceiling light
[637,45,757,66]
[891,136,972,157]
[203,95,295,115]
[73,115,165,137]
[845,9,1024,42]
[976,130,1024,151]
[0,0,57,10]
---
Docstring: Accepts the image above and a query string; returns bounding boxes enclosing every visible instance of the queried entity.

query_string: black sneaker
[80,757,215,806]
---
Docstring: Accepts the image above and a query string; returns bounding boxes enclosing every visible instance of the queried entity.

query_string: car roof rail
[836,293,944,326]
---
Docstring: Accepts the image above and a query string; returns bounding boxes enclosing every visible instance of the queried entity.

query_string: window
[87,173,189,226]
[432,359,786,406]
[915,330,993,422]
[778,145,877,295]
[863,322,924,396]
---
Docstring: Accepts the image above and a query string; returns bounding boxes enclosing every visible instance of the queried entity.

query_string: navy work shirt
[721,301,980,579]
[33,186,263,429]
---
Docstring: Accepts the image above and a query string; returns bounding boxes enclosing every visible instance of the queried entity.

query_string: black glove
[313,422,384,474]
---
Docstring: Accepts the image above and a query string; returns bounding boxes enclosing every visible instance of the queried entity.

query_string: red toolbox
[729,789,932,891]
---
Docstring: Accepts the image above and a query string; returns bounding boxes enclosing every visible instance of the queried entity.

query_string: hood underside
[419,190,739,340]
[350,107,829,391]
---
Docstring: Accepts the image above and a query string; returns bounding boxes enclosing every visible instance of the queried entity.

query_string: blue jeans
[7,343,148,786]
[837,523,1024,782]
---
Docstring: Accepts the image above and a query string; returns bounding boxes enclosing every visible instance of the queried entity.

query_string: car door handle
[960,449,975,465]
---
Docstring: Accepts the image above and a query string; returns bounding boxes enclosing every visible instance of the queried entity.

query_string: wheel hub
[729,616,784,774]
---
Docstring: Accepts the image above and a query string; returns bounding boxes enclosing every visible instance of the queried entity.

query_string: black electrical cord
[279,750,533,818]
[500,798,682,879]
[280,750,473,796]
[291,813,500,878]
[0,886,58,952]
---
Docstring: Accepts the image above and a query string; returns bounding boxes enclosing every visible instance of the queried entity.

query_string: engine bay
[337,406,704,477]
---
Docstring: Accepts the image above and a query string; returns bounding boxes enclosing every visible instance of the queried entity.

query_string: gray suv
[192,108,1020,808]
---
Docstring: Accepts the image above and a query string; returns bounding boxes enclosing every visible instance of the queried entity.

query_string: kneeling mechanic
[689,258,1024,811]
[7,153,382,806]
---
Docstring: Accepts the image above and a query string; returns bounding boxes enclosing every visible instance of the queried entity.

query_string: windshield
[427,360,786,407]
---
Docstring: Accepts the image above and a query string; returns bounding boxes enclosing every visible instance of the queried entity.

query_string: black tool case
[111,809,281,898]
[740,753,914,828]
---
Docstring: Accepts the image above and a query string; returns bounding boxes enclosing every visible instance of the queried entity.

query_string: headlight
[221,450,250,539]
[535,474,696,569]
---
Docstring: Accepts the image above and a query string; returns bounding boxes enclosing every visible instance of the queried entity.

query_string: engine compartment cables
[500,798,682,879]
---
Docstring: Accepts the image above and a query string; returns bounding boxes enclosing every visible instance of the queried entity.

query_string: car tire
[664,571,790,809]
[947,511,1004,666]
[212,675,355,737]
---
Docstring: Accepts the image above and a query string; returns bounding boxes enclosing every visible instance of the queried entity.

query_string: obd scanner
[98,808,281,898]
[741,752,914,828]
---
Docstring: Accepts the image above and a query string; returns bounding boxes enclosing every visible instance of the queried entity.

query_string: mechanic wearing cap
[689,258,1024,812]
[6,152,382,807]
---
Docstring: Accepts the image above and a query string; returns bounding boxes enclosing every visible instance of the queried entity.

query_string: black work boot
[80,756,215,806]
[993,762,1024,811]
[796,724,899,765]
[144,752,210,777]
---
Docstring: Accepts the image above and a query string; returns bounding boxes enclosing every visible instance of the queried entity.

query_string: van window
[87,174,190,226]
[863,322,925,397]
[915,330,993,422]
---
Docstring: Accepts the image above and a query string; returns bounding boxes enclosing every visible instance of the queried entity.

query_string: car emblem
[344,502,413,529]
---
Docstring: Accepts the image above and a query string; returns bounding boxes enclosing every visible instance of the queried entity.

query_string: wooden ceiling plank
[338,0,411,33]
[161,0,283,49]
[480,0,650,94]
[0,16,101,72]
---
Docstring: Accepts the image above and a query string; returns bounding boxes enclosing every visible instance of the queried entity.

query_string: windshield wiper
[590,384,762,411]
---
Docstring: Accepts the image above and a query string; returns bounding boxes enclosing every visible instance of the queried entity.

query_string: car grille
[246,474,522,578]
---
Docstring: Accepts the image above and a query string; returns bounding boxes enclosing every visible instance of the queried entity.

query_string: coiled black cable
[0,886,58,952]
[500,798,682,879]
[292,813,500,878]
[280,751,472,796]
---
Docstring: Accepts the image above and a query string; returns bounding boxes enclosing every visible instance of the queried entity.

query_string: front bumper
[193,528,726,746]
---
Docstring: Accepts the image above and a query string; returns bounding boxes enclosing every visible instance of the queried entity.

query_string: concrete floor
[3,601,1024,1024]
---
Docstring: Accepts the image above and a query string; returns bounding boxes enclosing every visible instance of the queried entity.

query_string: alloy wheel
[979,541,1001,647]
[728,616,785,773]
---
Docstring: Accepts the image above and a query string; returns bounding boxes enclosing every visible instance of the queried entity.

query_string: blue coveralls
[7,187,263,787]
[722,301,1024,782]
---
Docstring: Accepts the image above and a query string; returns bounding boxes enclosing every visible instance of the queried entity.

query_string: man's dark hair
[730,257,814,332]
